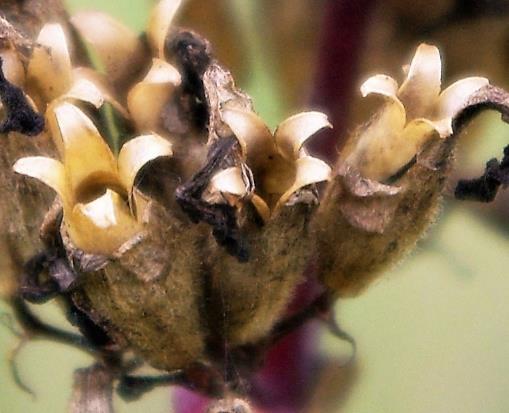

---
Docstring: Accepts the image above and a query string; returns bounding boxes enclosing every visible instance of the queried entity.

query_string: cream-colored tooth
[127,59,181,132]
[13,156,70,203]
[221,107,274,163]
[70,12,147,88]
[398,43,442,119]
[276,156,331,208]
[64,77,104,109]
[202,167,248,205]
[342,99,406,181]
[360,74,399,99]
[0,49,25,87]
[27,23,72,101]
[69,189,140,255]
[117,133,173,192]
[69,68,131,118]
[434,77,489,136]
[53,102,119,195]
[147,0,183,58]
[274,112,332,161]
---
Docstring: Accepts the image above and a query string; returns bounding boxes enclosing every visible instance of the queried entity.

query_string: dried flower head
[1,1,509,411]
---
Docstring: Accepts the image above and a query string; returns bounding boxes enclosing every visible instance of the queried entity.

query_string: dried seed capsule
[69,201,208,370]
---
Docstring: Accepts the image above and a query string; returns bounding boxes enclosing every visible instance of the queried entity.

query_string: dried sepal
[117,133,173,194]
[221,107,332,211]
[65,68,130,118]
[70,11,148,90]
[0,49,24,87]
[27,23,72,102]
[52,102,119,194]
[69,190,141,255]
[127,58,181,132]
[14,103,172,255]
[12,156,68,202]
[274,111,332,161]
[342,43,488,182]
[148,0,183,58]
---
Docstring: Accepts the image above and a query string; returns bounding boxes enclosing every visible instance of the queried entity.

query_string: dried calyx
[3,0,509,408]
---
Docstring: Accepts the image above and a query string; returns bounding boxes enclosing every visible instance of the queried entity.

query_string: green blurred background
[2,1,509,412]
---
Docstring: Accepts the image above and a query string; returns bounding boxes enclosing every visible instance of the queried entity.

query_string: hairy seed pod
[315,137,453,296]
[69,200,208,371]
[207,197,317,345]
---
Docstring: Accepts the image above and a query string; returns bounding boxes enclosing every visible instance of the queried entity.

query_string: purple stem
[309,0,377,163]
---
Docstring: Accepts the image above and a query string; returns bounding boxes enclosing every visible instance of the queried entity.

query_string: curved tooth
[342,99,406,181]
[202,167,248,205]
[398,43,442,119]
[27,23,72,101]
[13,156,71,204]
[221,107,274,165]
[0,49,25,87]
[71,11,147,88]
[127,58,181,132]
[69,68,130,118]
[117,133,173,193]
[52,102,119,194]
[276,156,331,209]
[274,112,332,161]
[147,0,183,58]
[69,189,141,255]
[434,76,489,136]
[361,74,399,99]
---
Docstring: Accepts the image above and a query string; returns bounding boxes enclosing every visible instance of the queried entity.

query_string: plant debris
[0,57,44,136]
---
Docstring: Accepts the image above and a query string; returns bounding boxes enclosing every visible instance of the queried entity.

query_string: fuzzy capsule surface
[315,136,454,296]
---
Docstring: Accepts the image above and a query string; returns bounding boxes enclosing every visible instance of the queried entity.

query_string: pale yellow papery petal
[53,102,119,195]
[13,156,70,204]
[203,167,248,205]
[221,108,275,165]
[277,156,331,208]
[69,189,141,254]
[127,58,181,132]
[434,76,489,136]
[64,76,104,109]
[117,133,173,192]
[343,99,406,181]
[70,68,130,118]
[385,118,439,175]
[0,49,25,87]
[148,0,183,57]
[274,112,332,161]
[71,12,147,87]
[28,23,72,101]
[398,43,441,119]
[360,74,399,100]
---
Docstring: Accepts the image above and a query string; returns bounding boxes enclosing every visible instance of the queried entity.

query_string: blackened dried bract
[0,57,44,136]
[455,146,509,202]
[176,137,249,262]
[20,211,78,303]
[165,31,212,131]
[453,85,509,202]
